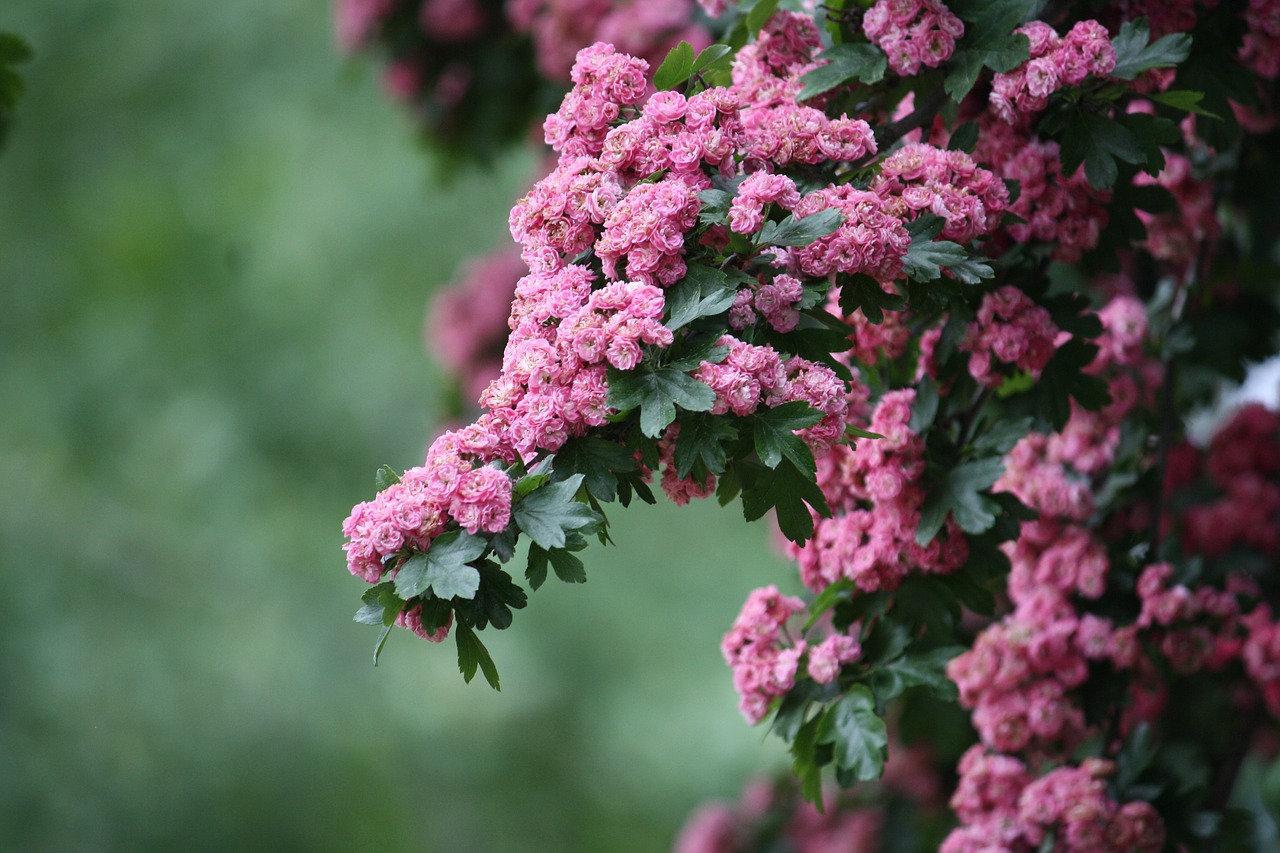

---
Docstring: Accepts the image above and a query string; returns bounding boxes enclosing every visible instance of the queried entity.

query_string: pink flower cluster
[597,175,703,284]
[653,341,863,503]
[426,246,524,401]
[996,296,1159,517]
[944,750,1164,852]
[728,273,804,333]
[482,272,673,458]
[790,186,910,282]
[1133,148,1219,272]
[728,171,800,235]
[1181,404,1280,559]
[509,157,624,267]
[507,0,710,81]
[543,42,651,157]
[1134,562,1241,675]
[990,20,1117,122]
[1242,0,1280,79]
[678,336,861,471]
[721,585,807,723]
[839,293,911,365]
[1005,520,1110,601]
[959,286,1059,388]
[949,588,1109,754]
[343,430,514,584]
[862,0,964,77]
[721,585,863,722]
[601,86,742,179]
[975,120,1111,261]
[733,14,878,165]
[674,777,885,853]
[788,389,969,593]
[335,0,398,51]
[692,337,792,417]
[395,601,453,642]
[1243,605,1280,715]
[873,142,1009,243]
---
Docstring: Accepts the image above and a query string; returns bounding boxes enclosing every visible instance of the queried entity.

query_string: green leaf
[607,365,717,438]
[525,544,588,589]
[837,274,905,324]
[674,412,738,478]
[758,209,844,247]
[513,473,604,550]
[548,548,586,584]
[665,263,741,332]
[1119,111,1180,178]
[941,568,998,616]
[752,401,823,469]
[1150,89,1218,118]
[797,43,887,100]
[664,332,733,372]
[948,120,979,153]
[916,457,1005,545]
[393,530,487,600]
[893,577,961,639]
[513,471,549,498]
[771,690,812,742]
[691,44,734,76]
[696,188,733,227]
[791,712,826,805]
[1115,723,1157,796]
[1059,113,1146,190]
[741,457,830,544]
[883,646,963,700]
[552,436,638,502]
[372,623,395,666]
[943,0,1035,100]
[1109,18,1192,81]
[1035,338,1112,430]
[801,579,857,633]
[904,234,993,285]
[454,621,501,690]
[970,416,1033,454]
[454,561,528,630]
[909,377,939,432]
[524,546,548,591]
[654,40,695,91]
[818,685,887,782]
[354,582,405,627]
[845,424,884,440]
[374,464,401,491]
[745,0,781,36]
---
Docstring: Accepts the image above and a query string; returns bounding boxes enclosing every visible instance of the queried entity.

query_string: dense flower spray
[341,0,1280,848]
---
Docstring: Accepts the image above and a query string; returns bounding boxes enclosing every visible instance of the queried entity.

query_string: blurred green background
[0,3,793,850]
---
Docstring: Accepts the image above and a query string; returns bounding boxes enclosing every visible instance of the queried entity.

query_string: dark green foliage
[759,209,845,247]
[607,363,718,437]
[512,473,603,550]
[943,0,1035,99]
[916,457,1005,545]
[664,263,740,332]
[393,530,486,600]
[798,43,887,100]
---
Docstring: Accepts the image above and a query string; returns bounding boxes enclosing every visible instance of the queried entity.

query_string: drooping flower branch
[341,0,1280,848]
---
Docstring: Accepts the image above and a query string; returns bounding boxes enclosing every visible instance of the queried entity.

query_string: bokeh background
[0,3,794,850]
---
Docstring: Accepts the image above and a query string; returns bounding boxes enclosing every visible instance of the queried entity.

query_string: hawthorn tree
[339,0,1280,849]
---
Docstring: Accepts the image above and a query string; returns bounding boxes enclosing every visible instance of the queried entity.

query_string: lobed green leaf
[393,530,487,600]
[654,40,695,91]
